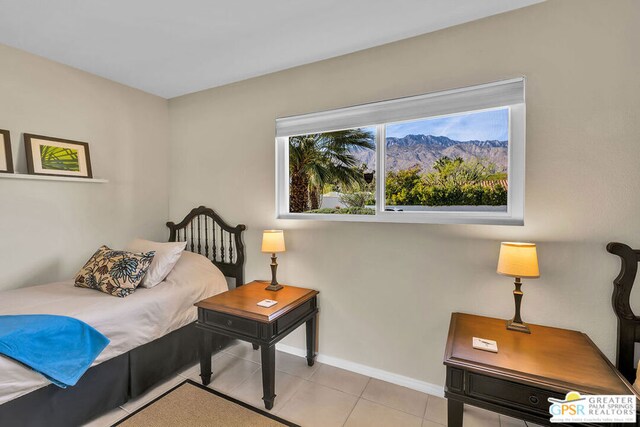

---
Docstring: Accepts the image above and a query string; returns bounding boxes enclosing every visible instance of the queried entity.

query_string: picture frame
[0,129,14,174]
[24,133,93,178]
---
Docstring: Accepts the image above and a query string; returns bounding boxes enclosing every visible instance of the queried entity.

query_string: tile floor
[83,341,544,427]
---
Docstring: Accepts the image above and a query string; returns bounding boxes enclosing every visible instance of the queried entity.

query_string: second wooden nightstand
[195,281,319,410]
[443,312,638,426]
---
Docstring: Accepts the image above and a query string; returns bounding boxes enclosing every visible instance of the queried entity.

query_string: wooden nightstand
[195,281,319,410]
[443,313,639,426]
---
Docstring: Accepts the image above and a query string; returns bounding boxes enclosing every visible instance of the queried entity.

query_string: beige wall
[0,44,170,291]
[168,0,640,388]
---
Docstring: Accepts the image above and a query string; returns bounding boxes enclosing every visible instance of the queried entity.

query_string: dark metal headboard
[607,241,640,383]
[167,206,246,286]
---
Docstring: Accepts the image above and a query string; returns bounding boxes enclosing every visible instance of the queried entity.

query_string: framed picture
[0,129,14,174]
[24,133,93,178]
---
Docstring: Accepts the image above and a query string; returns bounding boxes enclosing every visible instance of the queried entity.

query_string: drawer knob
[226,319,233,326]
[529,395,540,405]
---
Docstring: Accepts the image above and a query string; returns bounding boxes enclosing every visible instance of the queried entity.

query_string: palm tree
[289,129,374,212]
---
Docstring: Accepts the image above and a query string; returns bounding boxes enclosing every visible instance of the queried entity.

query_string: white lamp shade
[262,230,286,253]
[497,242,540,278]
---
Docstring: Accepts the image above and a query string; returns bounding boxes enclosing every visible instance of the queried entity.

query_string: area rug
[115,379,299,427]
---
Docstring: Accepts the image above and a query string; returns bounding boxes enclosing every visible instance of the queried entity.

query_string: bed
[0,206,246,427]
[607,242,640,390]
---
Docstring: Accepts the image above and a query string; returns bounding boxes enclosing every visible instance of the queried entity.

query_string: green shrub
[339,192,374,208]
[415,184,507,206]
[386,172,507,207]
[385,157,507,207]
[385,167,424,205]
[481,184,507,205]
[305,207,375,215]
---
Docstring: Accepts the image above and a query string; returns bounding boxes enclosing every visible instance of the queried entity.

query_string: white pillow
[164,251,228,296]
[126,238,186,288]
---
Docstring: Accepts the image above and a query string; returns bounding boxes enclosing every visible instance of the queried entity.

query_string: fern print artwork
[39,145,80,171]
[24,133,93,178]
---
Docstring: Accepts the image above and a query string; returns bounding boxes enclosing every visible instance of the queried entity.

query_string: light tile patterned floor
[83,341,539,427]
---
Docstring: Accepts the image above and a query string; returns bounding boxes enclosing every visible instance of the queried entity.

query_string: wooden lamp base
[507,277,531,334]
[265,253,283,291]
[506,319,531,334]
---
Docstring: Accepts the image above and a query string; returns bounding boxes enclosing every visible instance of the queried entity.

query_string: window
[276,78,525,225]
[287,127,376,215]
[383,108,509,213]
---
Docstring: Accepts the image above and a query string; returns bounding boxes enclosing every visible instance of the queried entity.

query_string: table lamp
[497,242,540,334]
[262,230,286,291]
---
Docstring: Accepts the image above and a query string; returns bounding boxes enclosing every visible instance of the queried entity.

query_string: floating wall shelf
[0,173,108,183]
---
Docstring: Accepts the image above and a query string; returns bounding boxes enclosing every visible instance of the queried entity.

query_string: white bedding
[0,251,228,405]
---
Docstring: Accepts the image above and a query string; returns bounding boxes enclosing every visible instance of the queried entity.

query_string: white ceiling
[0,0,543,98]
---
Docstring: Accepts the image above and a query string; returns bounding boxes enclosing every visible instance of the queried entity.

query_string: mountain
[351,134,508,173]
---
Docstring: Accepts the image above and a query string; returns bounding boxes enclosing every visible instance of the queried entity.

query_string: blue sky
[384,108,509,141]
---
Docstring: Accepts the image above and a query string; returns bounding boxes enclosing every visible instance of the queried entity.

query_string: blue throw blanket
[0,315,110,388]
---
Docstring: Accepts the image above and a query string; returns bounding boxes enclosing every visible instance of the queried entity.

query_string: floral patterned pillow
[75,245,155,297]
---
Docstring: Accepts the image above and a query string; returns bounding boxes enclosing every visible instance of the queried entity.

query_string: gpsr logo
[548,391,636,423]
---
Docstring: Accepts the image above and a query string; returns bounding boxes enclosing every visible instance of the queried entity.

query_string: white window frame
[275,78,525,226]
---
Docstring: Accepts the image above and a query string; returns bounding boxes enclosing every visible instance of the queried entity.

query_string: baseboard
[275,343,444,397]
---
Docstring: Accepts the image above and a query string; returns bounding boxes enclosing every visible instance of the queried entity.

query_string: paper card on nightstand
[472,337,498,353]
[257,299,278,308]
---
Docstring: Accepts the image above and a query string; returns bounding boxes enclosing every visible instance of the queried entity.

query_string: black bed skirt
[0,322,231,427]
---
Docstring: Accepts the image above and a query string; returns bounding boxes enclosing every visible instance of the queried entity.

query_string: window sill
[277,212,523,226]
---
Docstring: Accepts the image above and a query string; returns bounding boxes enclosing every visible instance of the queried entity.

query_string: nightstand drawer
[467,372,563,415]
[203,311,258,338]
[275,299,314,334]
